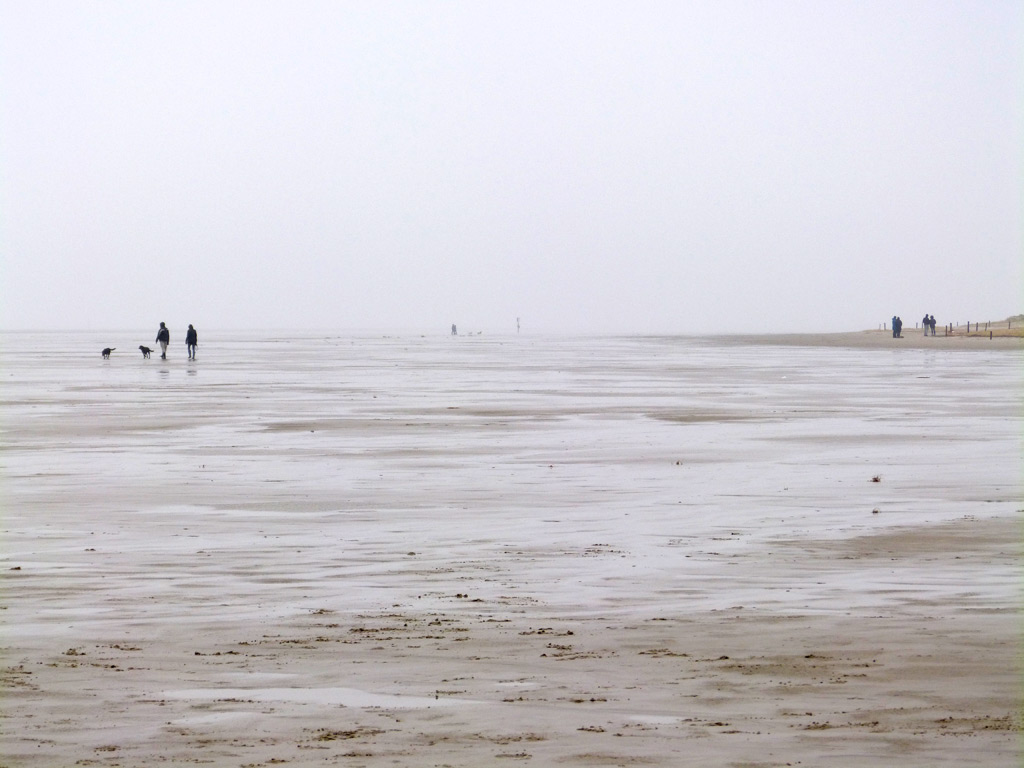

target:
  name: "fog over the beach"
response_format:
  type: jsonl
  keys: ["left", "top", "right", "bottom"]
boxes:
{"left": 1, "top": 1, "right": 1020, "bottom": 334}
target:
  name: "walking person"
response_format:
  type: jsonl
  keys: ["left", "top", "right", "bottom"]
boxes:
{"left": 185, "top": 324, "right": 198, "bottom": 360}
{"left": 929, "top": 315, "right": 937, "bottom": 336}
{"left": 155, "top": 322, "right": 170, "bottom": 359}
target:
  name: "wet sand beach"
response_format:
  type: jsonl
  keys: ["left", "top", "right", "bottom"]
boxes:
{"left": 1, "top": 331, "right": 1020, "bottom": 767}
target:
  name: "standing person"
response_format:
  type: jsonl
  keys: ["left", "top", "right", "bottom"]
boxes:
{"left": 155, "top": 322, "right": 170, "bottom": 359}
{"left": 891, "top": 316, "right": 898, "bottom": 337}
{"left": 928, "top": 315, "right": 936, "bottom": 336}
{"left": 922, "top": 314, "right": 930, "bottom": 336}
{"left": 894, "top": 317, "right": 903, "bottom": 338}
{"left": 185, "top": 324, "right": 198, "bottom": 360}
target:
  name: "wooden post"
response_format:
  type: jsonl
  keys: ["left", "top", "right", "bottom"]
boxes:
{"left": 990, "top": 331, "right": 993, "bottom": 340}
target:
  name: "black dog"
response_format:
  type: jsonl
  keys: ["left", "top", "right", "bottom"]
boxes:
{"left": 139, "top": 345, "right": 152, "bottom": 358}
{"left": 102, "top": 347, "right": 115, "bottom": 358}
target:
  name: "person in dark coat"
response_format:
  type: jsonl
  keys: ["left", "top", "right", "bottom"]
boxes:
{"left": 185, "top": 324, "right": 198, "bottom": 360}
{"left": 155, "top": 322, "right": 170, "bottom": 359}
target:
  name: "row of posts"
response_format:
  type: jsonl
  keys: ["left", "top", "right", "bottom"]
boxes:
{"left": 933, "top": 320, "right": 1012, "bottom": 333}
{"left": 882, "top": 320, "right": 1013, "bottom": 334}
{"left": 949, "top": 321, "right": 1013, "bottom": 331}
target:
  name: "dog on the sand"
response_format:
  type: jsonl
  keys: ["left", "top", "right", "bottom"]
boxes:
{"left": 139, "top": 345, "right": 152, "bottom": 358}
{"left": 102, "top": 347, "right": 115, "bottom": 358}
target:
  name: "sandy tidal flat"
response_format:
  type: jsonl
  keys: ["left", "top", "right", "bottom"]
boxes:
{"left": 1, "top": 331, "right": 1021, "bottom": 767}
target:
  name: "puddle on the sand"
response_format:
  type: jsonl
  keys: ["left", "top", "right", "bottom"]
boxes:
{"left": 164, "top": 686, "right": 479, "bottom": 708}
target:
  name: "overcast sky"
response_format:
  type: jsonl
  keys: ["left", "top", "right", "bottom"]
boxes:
{"left": 2, "top": 1, "right": 1020, "bottom": 334}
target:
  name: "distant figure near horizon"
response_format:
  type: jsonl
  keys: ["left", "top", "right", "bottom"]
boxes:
{"left": 894, "top": 316, "right": 903, "bottom": 338}
{"left": 928, "top": 315, "right": 937, "bottom": 336}
{"left": 922, "top": 314, "right": 930, "bottom": 336}
{"left": 892, "top": 316, "right": 898, "bottom": 338}
{"left": 451, "top": 324, "right": 457, "bottom": 336}
{"left": 155, "top": 322, "right": 170, "bottom": 359}
{"left": 185, "top": 324, "right": 198, "bottom": 359}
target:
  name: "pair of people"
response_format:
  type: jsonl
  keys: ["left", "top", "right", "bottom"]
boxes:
{"left": 891, "top": 316, "right": 903, "bottom": 338}
{"left": 155, "top": 322, "right": 198, "bottom": 359}
{"left": 921, "top": 314, "right": 937, "bottom": 336}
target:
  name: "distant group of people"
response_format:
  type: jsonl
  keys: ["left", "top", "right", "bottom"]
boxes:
{"left": 451, "top": 319, "right": 521, "bottom": 336}
{"left": 891, "top": 315, "right": 937, "bottom": 338}
{"left": 155, "top": 322, "right": 198, "bottom": 359}
{"left": 102, "top": 322, "right": 199, "bottom": 360}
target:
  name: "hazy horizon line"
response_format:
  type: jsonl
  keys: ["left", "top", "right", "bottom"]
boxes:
{"left": 3, "top": 316, "right": 1020, "bottom": 338}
